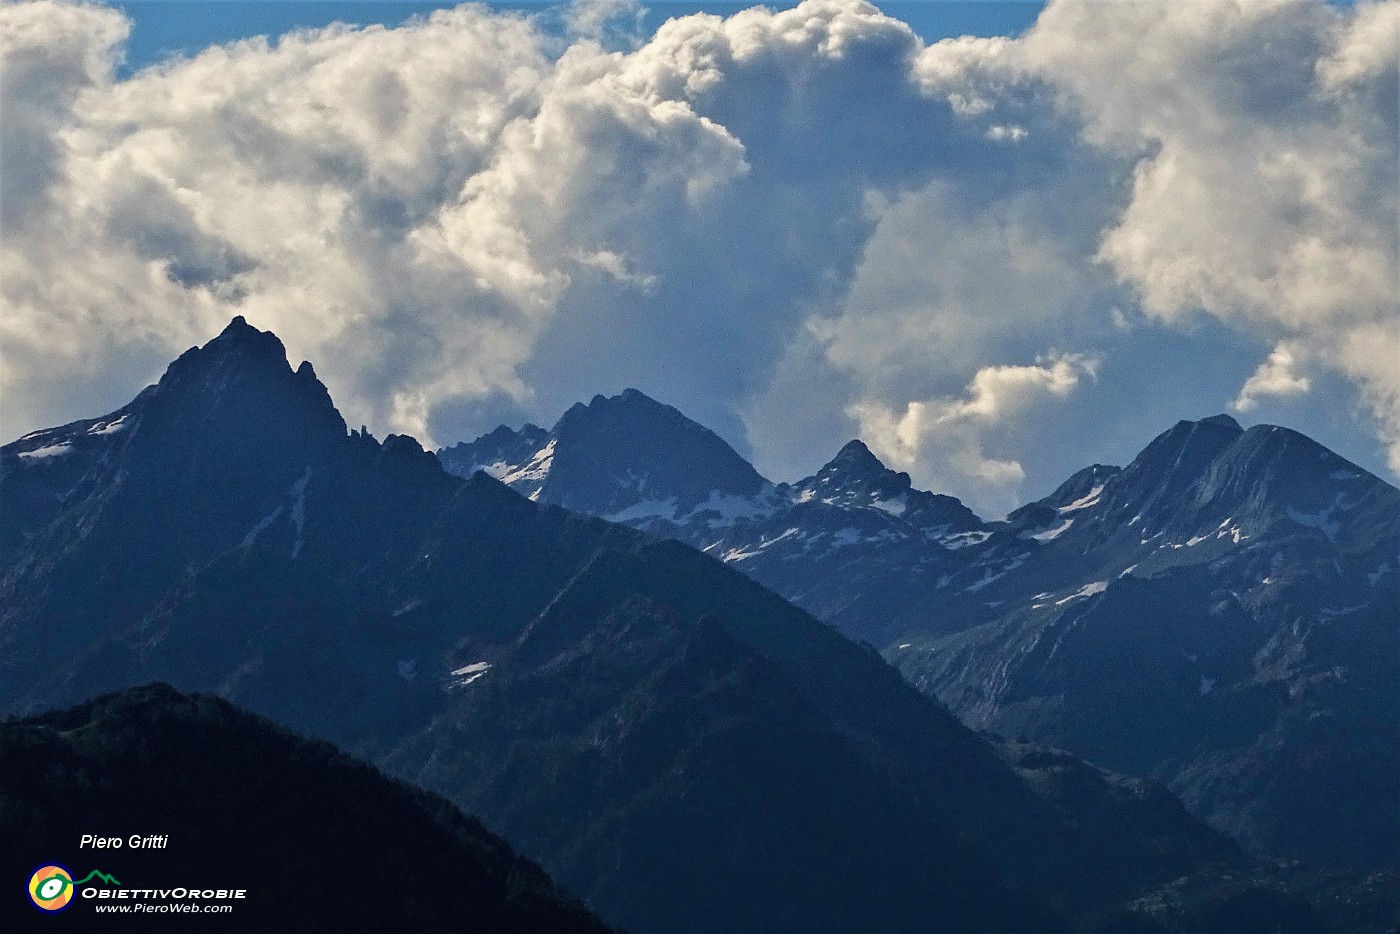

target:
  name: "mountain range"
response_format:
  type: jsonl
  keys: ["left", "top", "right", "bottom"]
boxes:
{"left": 0, "top": 683, "right": 612, "bottom": 932}
{"left": 2, "top": 318, "right": 1395, "bottom": 931}
{"left": 440, "top": 387, "right": 1400, "bottom": 870}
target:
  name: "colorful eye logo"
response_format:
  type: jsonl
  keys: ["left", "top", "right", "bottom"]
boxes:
{"left": 28, "top": 865, "right": 75, "bottom": 912}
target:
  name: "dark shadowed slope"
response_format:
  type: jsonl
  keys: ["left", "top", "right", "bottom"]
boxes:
{"left": 0, "top": 683, "right": 612, "bottom": 933}
{"left": 1, "top": 319, "right": 1322, "bottom": 933}
{"left": 446, "top": 393, "right": 1400, "bottom": 870}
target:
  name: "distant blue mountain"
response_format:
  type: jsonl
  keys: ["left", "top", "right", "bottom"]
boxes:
{"left": 443, "top": 389, "right": 1400, "bottom": 870}
{"left": 4, "top": 317, "right": 1299, "bottom": 933}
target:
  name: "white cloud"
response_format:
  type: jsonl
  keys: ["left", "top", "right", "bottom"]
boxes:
{"left": 0, "top": 0, "right": 127, "bottom": 227}
{"left": 912, "top": 0, "right": 1399, "bottom": 469}
{"left": 1337, "top": 317, "right": 1400, "bottom": 474}
{"left": 2, "top": 0, "right": 942, "bottom": 449}
{"left": 1318, "top": 0, "right": 1400, "bottom": 89}
{"left": 563, "top": 0, "right": 645, "bottom": 44}
{"left": 2, "top": 3, "right": 561, "bottom": 442}
{"left": 1234, "top": 343, "right": 1312, "bottom": 412}
{"left": 849, "top": 354, "right": 1098, "bottom": 514}
{"left": 985, "top": 124, "right": 1026, "bottom": 142}
{"left": 1, "top": 0, "right": 1395, "bottom": 510}
{"left": 1082, "top": 0, "right": 1400, "bottom": 470}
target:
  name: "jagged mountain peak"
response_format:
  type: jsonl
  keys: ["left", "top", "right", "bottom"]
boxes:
{"left": 174, "top": 314, "right": 289, "bottom": 371}
{"left": 795, "top": 439, "right": 912, "bottom": 509}
{"left": 1126, "top": 416, "right": 1358, "bottom": 489}
{"left": 1159, "top": 413, "right": 1240, "bottom": 450}
{"left": 824, "top": 439, "right": 890, "bottom": 476}
{"left": 1200, "top": 413, "right": 1243, "bottom": 431}
{"left": 804, "top": 439, "right": 900, "bottom": 486}
{"left": 1227, "top": 421, "right": 1370, "bottom": 474}
{"left": 1066, "top": 413, "right": 1249, "bottom": 525}
{"left": 2, "top": 317, "right": 348, "bottom": 490}
{"left": 557, "top": 388, "right": 650, "bottom": 422}
{"left": 142, "top": 317, "right": 348, "bottom": 452}
{"left": 5, "top": 321, "right": 1390, "bottom": 928}
{"left": 1190, "top": 422, "right": 1397, "bottom": 535}
{"left": 554, "top": 388, "right": 704, "bottom": 437}
{"left": 1136, "top": 414, "right": 1245, "bottom": 465}
{"left": 615, "top": 387, "right": 653, "bottom": 405}
{"left": 210, "top": 313, "right": 260, "bottom": 344}
{"left": 482, "top": 423, "right": 547, "bottom": 447}
{"left": 462, "top": 390, "right": 769, "bottom": 516}
{"left": 437, "top": 423, "right": 551, "bottom": 485}
{"left": 1003, "top": 412, "right": 1398, "bottom": 572}
{"left": 788, "top": 439, "right": 985, "bottom": 540}
{"left": 1138, "top": 417, "right": 1394, "bottom": 516}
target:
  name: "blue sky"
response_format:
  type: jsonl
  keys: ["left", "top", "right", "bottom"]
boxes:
{"left": 115, "top": 2, "right": 1046, "bottom": 73}
{"left": 4, "top": 0, "right": 1395, "bottom": 515}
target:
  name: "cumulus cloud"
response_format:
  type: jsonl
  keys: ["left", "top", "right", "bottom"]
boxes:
{"left": 563, "top": 0, "right": 646, "bottom": 43}
{"left": 1, "top": 0, "right": 1395, "bottom": 512}
{"left": 910, "top": 0, "right": 1398, "bottom": 470}
{"left": 1, "top": 0, "right": 953, "bottom": 450}
{"left": 2, "top": 2, "right": 560, "bottom": 440}
{"left": 849, "top": 354, "right": 1097, "bottom": 512}
{"left": 1234, "top": 343, "right": 1312, "bottom": 412}
{"left": 1337, "top": 317, "right": 1400, "bottom": 474}
{"left": 0, "top": 0, "right": 127, "bottom": 227}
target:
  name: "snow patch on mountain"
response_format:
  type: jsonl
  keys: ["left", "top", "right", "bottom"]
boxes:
{"left": 607, "top": 496, "right": 680, "bottom": 522}
{"left": 872, "top": 495, "right": 906, "bottom": 515}
{"left": 966, "top": 552, "right": 1030, "bottom": 592}
{"left": 720, "top": 526, "right": 803, "bottom": 562}
{"left": 501, "top": 439, "right": 556, "bottom": 490}
{"left": 687, "top": 488, "right": 786, "bottom": 525}
{"left": 476, "top": 461, "right": 516, "bottom": 480}
{"left": 87, "top": 416, "right": 129, "bottom": 435}
{"left": 940, "top": 530, "right": 991, "bottom": 550}
{"left": 450, "top": 661, "right": 492, "bottom": 687}
{"left": 1029, "top": 518, "right": 1074, "bottom": 542}
{"left": 17, "top": 442, "right": 72, "bottom": 460}
{"left": 1286, "top": 492, "right": 1348, "bottom": 543}
{"left": 1058, "top": 484, "right": 1105, "bottom": 513}
{"left": 1055, "top": 581, "right": 1108, "bottom": 605}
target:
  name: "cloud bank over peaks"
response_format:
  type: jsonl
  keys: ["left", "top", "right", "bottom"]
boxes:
{"left": 911, "top": 0, "right": 1398, "bottom": 469}
{"left": 1, "top": 0, "right": 1395, "bottom": 515}
{"left": 850, "top": 354, "right": 1098, "bottom": 513}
